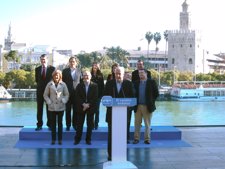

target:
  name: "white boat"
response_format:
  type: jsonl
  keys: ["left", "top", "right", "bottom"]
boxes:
{"left": 170, "top": 81, "right": 225, "bottom": 101}
{"left": 0, "top": 85, "right": 12, "bottom": 101}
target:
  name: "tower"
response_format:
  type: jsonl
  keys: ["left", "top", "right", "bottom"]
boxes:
{"left": 167, "top": 0, "right": 204, "bottom": 74}
{"left": 4, "top": 23, "right": 14, "bottom": 51}
{"left": 180, "top": 0, "right": 191, "bottom": 30}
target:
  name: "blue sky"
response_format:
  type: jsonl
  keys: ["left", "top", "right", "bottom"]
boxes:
{"left": 0, "top": 0, "right": 225, "bottom": 54}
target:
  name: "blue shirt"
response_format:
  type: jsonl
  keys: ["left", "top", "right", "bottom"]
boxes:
{"left": 139, "top": 80, "right": 146, "bottom": 104}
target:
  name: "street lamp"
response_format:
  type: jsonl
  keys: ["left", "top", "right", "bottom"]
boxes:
{"left": 158, "top": 64, "right": 161, "bottom": 87}
{"left": 173, "top": 66, "right": 176, "bottom": 84}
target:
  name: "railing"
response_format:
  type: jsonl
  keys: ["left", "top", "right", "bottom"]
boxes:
{"left": 7, "top": 89, "right": 36, "bottom": 100}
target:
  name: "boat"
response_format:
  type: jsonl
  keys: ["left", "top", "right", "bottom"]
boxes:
{"left": 0, "top": 84, "right": 12, "bottom": 101}
{"left": 170, "top": 81, "right": 225, "bottom": 101}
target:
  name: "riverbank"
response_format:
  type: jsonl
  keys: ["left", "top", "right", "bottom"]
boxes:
{"left": 7, "top": 88, "right": 171, "bottom": 101}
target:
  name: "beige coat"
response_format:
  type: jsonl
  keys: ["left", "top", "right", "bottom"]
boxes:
{"left": 43, "top": 81, "right": 69, "bottom": 111}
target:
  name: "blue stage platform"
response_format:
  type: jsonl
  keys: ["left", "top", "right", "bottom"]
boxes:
{"left": 15, "top": 126, "right": 191, "bottom": 149}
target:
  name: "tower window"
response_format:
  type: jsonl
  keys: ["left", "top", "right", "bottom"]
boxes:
{"left": 172, "top": 58, "right": 175, "bottom": 64}
{"left": 190, "top": 44, "right": 192, "bottom": 47}
{"left": 172, "top": 44, "right": 174, "bottom": 48}
{"left": 181, "top": 44, "right": 183, "bottom": 48}
{"left": 189, "top": 58, "right": 193, "bottom": 64}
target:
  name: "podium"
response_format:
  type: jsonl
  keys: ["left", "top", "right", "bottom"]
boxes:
{"left": 102, "top": 96, "right": 138, "bottom": 169}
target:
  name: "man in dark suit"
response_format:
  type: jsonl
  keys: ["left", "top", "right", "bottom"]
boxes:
{"left": 133, "top": 69, "right": 159, "bottom": 144}
{"left": 35, "top": 54, "right": 55, "bottom": 131}
{"left": 132, "top": 59, "right": 151, "bottom": 82}
{"left": 62, "top": 56, "right": 82, "bottom": 131}
{"left": 74, "top": 70, "right": 98, "bottom": 145}
{"left": 104, "top": 66, "right": 134, "bottom": 161}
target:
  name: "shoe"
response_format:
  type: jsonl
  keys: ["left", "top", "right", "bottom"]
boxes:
{"left": 74, "top": 140, "right": 80, "bottom": 145}
{"left": 144, "top": 140, "right": 150, "bottom": 144}
{"left": 35, "top": 127, "right": 42, "bottom": 131}
{"left": 108, "top": 156, "right": 112, "bottom": 161}
{"left": 58, "top": 140, "right": 62, "bottom": 145}
{"left": 86, "top": 140, "right": 91, "bottom": 145}
{"left": 133, "top": 140, "right": 139, "bottom": 144}
{"left": 51, "top": 140, "right": 55, "bottom": 145}
{"left": 66, "top": 127, "right": 70, "bottom": 131}
{"left": 94, "top": 124, "right": 98, "bottom": 130}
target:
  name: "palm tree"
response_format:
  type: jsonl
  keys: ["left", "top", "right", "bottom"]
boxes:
{"left": 163, "top": 30, "right": 169, "bottom": 71}
{"left": 153, "top": 32, "right": 161, "bottom": 69}
{"left": 105, "top": 46, "right": 130, "bottom": 68}
{"left": 145, "top": 32, "right": 153, "bottom": 59}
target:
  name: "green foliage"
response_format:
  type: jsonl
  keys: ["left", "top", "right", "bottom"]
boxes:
{"left": 20, "top": 64, "right": 38, "bottom": 71}
{"left": 4, "top": 50, "right": 22, "bottom": 64}
{"left": 178, "top": 72, "right": 193, "bottom": 81}
{"left": 77, "top": 51, "right": 102, "bottom": 68}
{"left": 105, "top": 46, "right": 130, "bottom": 68}
{"left": 145, "top": 32, "right": 153, "bottom": 45}
{"left": 2, "top": 69, "right": 35, "bottom": 89}
{"left": 101, "top": 69, "right": 111, "bottom": 80}
{"left": 0, "top": 68, "right": 224, "bottom": 89}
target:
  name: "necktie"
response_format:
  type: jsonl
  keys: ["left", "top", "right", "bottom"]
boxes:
{"left": 42, "top": 66, "right": 46, "bottom": 80}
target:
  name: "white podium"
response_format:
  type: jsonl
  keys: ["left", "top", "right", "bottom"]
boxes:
{"left": 102, "top": 96, "right": 138, "bottom": 169}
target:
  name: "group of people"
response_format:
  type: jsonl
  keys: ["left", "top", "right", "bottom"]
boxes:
{"left": 34, "top": 54, "right": 159, "bottom": 160}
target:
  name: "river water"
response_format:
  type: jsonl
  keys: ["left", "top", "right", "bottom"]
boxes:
{"left": 0, "top": 101, "right": 224, "bottom": 127}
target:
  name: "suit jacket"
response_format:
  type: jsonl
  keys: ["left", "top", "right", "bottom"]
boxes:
{"left": 91, "top": 72, "right": 104, "bottom": 98}
{"left": 62, "top": 67, "right": 82, "bottom": 96}
{"left": 103, "top": 79, "right": 134, "bottom": 123}
{"left": 43, "top": 81, "right": 69, "bottom": 111}
{"left": 133, "top": 78, "right": 159, "bottom": 113}
{"left": 35, "top": 65, "right": 55, "bottom": 92}
{"left": 75, "top": 81, "right": 98, "bottom": 114}
{"left": 131, "top": 69, "right": 151, "bottom": 83}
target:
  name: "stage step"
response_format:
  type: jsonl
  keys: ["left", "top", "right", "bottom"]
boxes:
{"left": 19, "top": 126, "right": 181, "bottom": 141}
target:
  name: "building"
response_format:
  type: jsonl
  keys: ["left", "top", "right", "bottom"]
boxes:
{"left": 167, "top": 0, "right": 225, "bottom": 74}
{"left": 4, "top": 23, "right": 26, "bottom": 51}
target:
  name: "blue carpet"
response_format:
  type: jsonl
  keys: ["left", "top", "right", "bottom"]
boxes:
{"left": 19, "top": 126, "right": 182, "bottom": 140}
{"left": 15, "top": 140, "right": 191, "bottom": 149}
{"left": 15, "top": 126, "right": 191, "bottom": 148}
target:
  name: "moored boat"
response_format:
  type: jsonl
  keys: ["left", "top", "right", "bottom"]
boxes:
{"left": 170, "top": 81, "right": 225, "bottom": 101}
{"left": 0, "top": 85, "right": 12, "bottom": 102}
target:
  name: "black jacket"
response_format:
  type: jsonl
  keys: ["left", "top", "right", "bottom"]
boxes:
{"left": 75, "top": 81, "right": 98, "bottom": 114}
{"left": 133, "top": 78, "right": 159, "bottom": 113}
{"left": 103, "top": 79, "right": 134, "bottom": 123}
{"left": 132, "top": 69, "right": 151, "bottom": 82}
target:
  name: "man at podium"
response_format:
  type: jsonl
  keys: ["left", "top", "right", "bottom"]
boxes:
{"left": 103, "top": 66, "right": 134, "bottom": 161}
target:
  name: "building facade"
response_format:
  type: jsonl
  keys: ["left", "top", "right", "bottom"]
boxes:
{"left": 167, "top": 0, "right": 205, "bottom": 74}
{"left": 167, "top": 0, "right": 225, "bottom": 74}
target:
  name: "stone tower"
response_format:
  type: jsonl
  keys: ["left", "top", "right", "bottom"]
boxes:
{"left": 167, "top": 0, "right": 204, "bottom": 74}
{"left": 4, "top": 23, "right": 14, "bottom": 51}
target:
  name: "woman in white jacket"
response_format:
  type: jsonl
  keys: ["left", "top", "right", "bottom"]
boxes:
{"left": 44, "top": 70, "right": 69, "bottom": 145}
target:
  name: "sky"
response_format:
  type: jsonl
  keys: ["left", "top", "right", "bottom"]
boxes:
{"left": 0, "top": 0, "right": 225, "bottom": 54}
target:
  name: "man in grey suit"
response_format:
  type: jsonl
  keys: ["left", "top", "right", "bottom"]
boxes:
{"left": 62, "top": 56, "right": 82, "bottom": 131}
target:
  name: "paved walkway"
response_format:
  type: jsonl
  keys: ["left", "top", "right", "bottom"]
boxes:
{"left": 1, "top": 126, "right": 225, "bottom": 169}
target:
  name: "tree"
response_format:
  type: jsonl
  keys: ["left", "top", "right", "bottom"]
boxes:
{"left": 76, "top": 51, "right": 103, "bottom": 68}
{"left": 99, "top": 55, "right": 113, "bottom": 69}
{"left": 153, "top": 32, "right": 161, "bottom": 70}
{"left": 105, "top": 46, "right": 130, "bottom": 68}
{"left": 0, "top": 71, "right": 5, "bottom": 85}
{"left": 145, "top": 31, "right": 153, "bottom": 60}
{"left": 163, "top": 30, "right": 169, "bottom": 71}
{"left": 153, "top": 32, "right": 161, "bottom": 53}
{"left": 4, "top": 50, "right": 21, "bottom": 70}
{"left": 20, "top": 63, "right": 39, "bottom": 71}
